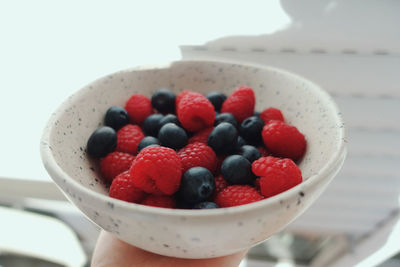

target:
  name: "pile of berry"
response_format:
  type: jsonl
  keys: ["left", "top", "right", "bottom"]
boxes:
{"left": 86, "top": 86, "right": 306, "bottom": 209}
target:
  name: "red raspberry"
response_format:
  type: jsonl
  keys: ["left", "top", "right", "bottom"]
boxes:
{"left": 109, "top": 171, "right": 146, "bottom": 203}
{"left": 130, "top": 146, "right": 182, "bottom": 195}
{"left": 141, "top": 195, "right": 176, "bottom": 209}
{"left": 188, "top": 127, "right": 214, "bottom": 144}
{"left": 215, "top": 185, "right": 264, "bottom": 208}
{"left": 177, "top": 91, "right": 215, "bottom": 132}
{"left": 176, "top": 90, "right": 192, "bottom": 107}
{"left": 214, "top": 155, "right": 227, "bottom": 175}
{"left": 214, "top": 175, "right": 229, "bottom": 194}
{"left": 260, "top": 107, "right": 284, "bottom": 124}
{"left": 221, "top": 86, "right": 255, "bottom": 123}
{"left": 258, "top": 146, "right": 270, "bottom": 157}
{"left": 124, "top": 94, "right": 153, "bottom": 125}
{"left": 116, "top": 125, "right": 145, "bottom": 155}
{"left": 100, "top": 152, "right": 135, "bottom": 182}
{"left": 262, "top": 120, "right": 306, "bottom": 161}
{"left": 251, "top": 156, "right": 280, "bottom": 177}
{"left": 257, "top": 157, "right": 302, "bottom": 198}
{"left": 178, "top": 142, "right": 217, "bottom": 173}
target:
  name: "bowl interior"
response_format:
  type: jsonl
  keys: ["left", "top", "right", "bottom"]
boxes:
{"left": 45, "top": 60, "right": 344, "bottom": 199}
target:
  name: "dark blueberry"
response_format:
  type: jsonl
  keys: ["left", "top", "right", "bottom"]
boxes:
{"left": 239, "top": 116, "right": 264, "bottom": 146}
{"left": 151, "top": 88, "right": 176, "bottom": 114}
{"left": 221, "top": 155, "right": 252, "bottom": 185}
{"left": 235, "top": 136, "right": 248, "bottom": 150}
{"left": 254, "top": 111, "right": 261, "bottom": 118}
{"left": 137, "top": 136, "right": 160, "bottom": 152}
{"left": 178, "top": 167, "right": 215, "bottom": 204}
{"left": 207, "top": 122, "right": 238, "bottom": 155}
{"left": 143, "top": 114, "right": 164, "bottom": 136}
{"left": 237, "top": 145, "right": 262, "bottom": 163}
{"left": 159, "top": 114, "right": 181, "bottom": 128}
{"left": 104, "top": 106, "right": 130, "bottom": 130}
{"left": 158, "top": 123, "right": 188, "bottom": 150}
{"left": 214, "top": 113, "right": 238, "bottom": 128}
{"left": 192, "top": 202, "right": 219, "bottom": 209}
{"left": 87, "top": 126, "right": 117, "bottom": 158}
{"left": 206, "top": 91, "right": 227, "bottom": 111}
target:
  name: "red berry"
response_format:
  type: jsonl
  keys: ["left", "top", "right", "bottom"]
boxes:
{"left": 176, "top": 90, "right": 192, "bottom": 107}
{"left": 262, "top": 120, "right": 306, "bottom": 161}
{"left": 221, "top": 86, "right": 255, "bottom": 123}
{"left": 100, "top": 152, "right": 135, "bottom": 182}
{"left": 141, "top": 195, "right": 176, "bottom": 209}
{"left": 178, "top": 142, "right": 217, "bottom": 173}
{"left": 109, "top": 171, "right": 146, "bottom": 203}
{"left": 260, "top": 107, "right": 284, "bottom": 124}
{"left": 214, "top": 155, "right": 227, "bottom": 175}
{"left": 188, "top": 127, "right": 214, "bottom": 144}
{"left": 257, "top": 157, "right": 302, "bottom": 198}
{"left": 214, "top": 175, "right": 229, "bottom": 193}
{"left": 258, "top": 146, "right": 270, "bottom": 157}
{"left": 251, "top": 156, "right": 280, "bottom": 177}
{"left": 124, "top": 94, "right": 153, "bottom": 125}
{"left": 215, "top": 185, "right": 264, "bottom": 208}
{"left": 116, "top": 125, "right": 145, "bottom": 155}
{"left": 130, "top": 146, "right": 182, "bottom": 195}
{"left": 254, "top": 178, "right": 261, "bottom": 191}
{"left": 177, "top": 91, "right": 215, "bottom": 132}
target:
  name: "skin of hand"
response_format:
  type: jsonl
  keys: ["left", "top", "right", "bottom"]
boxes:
{"left": 91, "top": 230, "right": 248, "bottom": 267}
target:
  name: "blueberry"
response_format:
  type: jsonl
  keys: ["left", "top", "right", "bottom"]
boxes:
{"left": 87, "top": 126, "right": 117, "bottom": 158}
{"left": 137, "top": 136, "right": 160, "bottom": 152}
{"left": 214, "top": 113, "right": 238, "bottom": 128}
{"left": 254, "top": 111, "right": 261, "bottom": 118}
{"left": 207, "top": 122, "right": 238, "bottom": 154}
{"left": 206, "top": 92, "right": 227, "bottom": 111}
{"left": 234, "top": 136, "right": 248, "bottom": 150}
{"left": 151, "top": 88, "right": 176, "bottom": 114}
{"left": 104, "top": 106, "right": 130, "bottom": 130}
{"left": 239, "top": 116, "right": 264, "bottom": 146}
{"left": 192, "top": 202, "right": 219, "bottom": 209}
{"left": 143, "top": 114, "right": 164, "bottom": 136}
{"left": 237, "top": 145, "right": 262, "bottom": 163}
{"left": 221, "top": 155, "right": 252, "bottom": 185}
{"left": 178, "top": 167, "right": 215, "bottom": 204}
{"left": 158, "top": 123, "right": 188, "bottom": 150}
{"left": 159, "top": 114, "right": 181, "bottom": 128}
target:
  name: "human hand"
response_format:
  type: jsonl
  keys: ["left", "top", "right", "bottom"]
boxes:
{"left": 91, "top": 230, "right": 248, "bottom": 267}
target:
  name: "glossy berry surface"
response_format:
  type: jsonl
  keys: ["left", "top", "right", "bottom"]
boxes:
{"left": 158, "top": 123, "right": 188, "bottom": 150}
{"left": 137, "top": 136, "right": 160, "bottom": 152}
{"left": 237, "top": 145, "right": 262, "bottom": 163}
{"left": 214, "top": 113, "right": 238, "bottom": 128}
{"left": 221, "top": 155, "right": 253, "bottom": 185}
{"left": 87, "top": 126, "right": 117, "bottom": 158}
{"left": 104, "top": 106, "right": 130, "bottom": 130}
{"left": 124, "top": 94, "right": 153, "bottom": 125}
{"left": 207, "top": 122, "right": 238, "bottom": 154}
{"left": 206, "top": 91, "right": 227, "bottom": 111}
{"left": 159, "top": 114, "right": 181, "bottom": 128}
{"left": 240, "top": 116, "right": 264, "bottom": 146}
{"left": 178, "top": 167, "right": 216, "bottom": 205}
{"left": 143, "top": 113, "right": 164, "bottom": 137}
{"left": 192, "top": 201, "right": 219, "bottom": 209}
{"left": 151, "top": 88, "right": 176, "bottom": 114}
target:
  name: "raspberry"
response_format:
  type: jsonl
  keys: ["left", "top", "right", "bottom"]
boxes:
{"left": 109, "top": 171, "right": 146, "bottom": 203}
{"left": 262, "top": 120, "right": 306, "bottom": 161}
{"left": 116, "top": 125, "right": 145, "bottom": 155}
{"left": 175, "top": 90, "right": 192, "bottom": 107}
{"left": 214, "top": 155, "right": 227, "bottom": 175}
{"left": 215, "top": 185, "right": 264, "bottom": 208}
{"left": 221, "top": 86, "right": 255, "bottom": 123}
{"left": 141, "top": 195, "right": 176, "bottom": 208}
{"left": 177, "top": 91, "right": 215, "bottom": 132}
{"left": 178, "top": 142, "right": 217, "bottom": 173}
{"left": 258, "top": 146, "right": 270, "bottom": 157}
{"left": 130, "top": 146, "right": 182, "bottom": 195}
{"left": 251, "top": 156, "right": 280, "bottom": 177}
{"left": 214, "top": 175, "right": 229, "bottom": 194}
{"left": 188, "top": 127, "right": 214, "bottom": 144}
{"left": 257, "top": 157, "right": 302, "bottom": 198}
{"left": 100, "top": 152, "right": 135, "bottom": 182}
{"left": 260, "top": 107, "right": 284, "bottom": 124}
{"left": 124, "top": 94, "right": 153, "bottom": 125}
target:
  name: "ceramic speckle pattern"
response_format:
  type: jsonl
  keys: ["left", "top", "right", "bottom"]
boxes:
{"left": 40, "top": 60, "right": 346, "bottom": 259}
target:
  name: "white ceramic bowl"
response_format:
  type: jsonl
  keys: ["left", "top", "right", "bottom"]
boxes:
{"left": 40, "top": 60, "right": 346, "bottom": 259}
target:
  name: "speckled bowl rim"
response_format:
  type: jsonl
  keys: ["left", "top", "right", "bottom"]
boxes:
{"left": 40, "top": 60, "right": 346, "bottom": 218}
